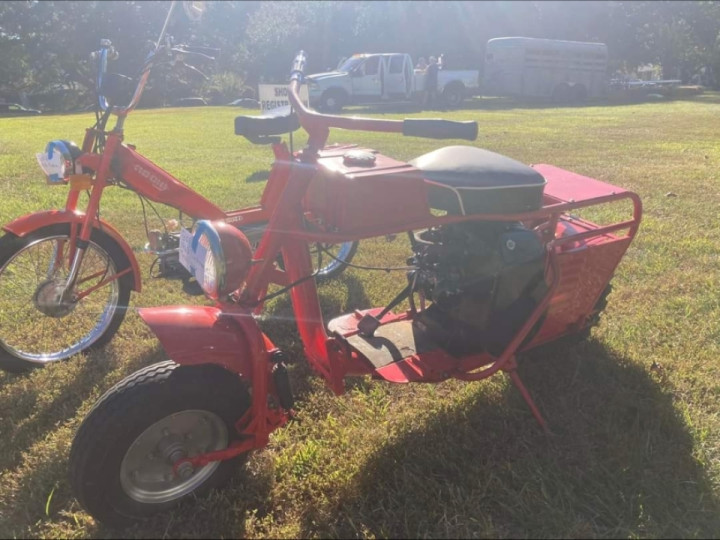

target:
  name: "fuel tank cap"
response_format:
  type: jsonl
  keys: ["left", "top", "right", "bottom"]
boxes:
{"left": 343, "top": 149, "right": 376, "bottom": 167}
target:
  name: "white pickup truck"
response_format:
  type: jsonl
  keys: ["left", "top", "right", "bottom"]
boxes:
{"left": 306, "top": 53, "right": 480, "bottom": 112}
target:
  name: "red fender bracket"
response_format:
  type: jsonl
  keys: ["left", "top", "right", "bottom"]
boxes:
{"left": 139, "top": 305, "right": 256, "bottom": 377}
{"left": 3, "top": 209, "right": 141, "bottom": 292}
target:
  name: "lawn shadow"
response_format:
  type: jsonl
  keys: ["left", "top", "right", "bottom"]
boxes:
{"left": 0, "top": 339, "right": 171, "bottom": 537}
{"left": 258, "top": 271, "right": 372, "bottom": 400}
{"left": 245, "top": 170, "right": 271, "bottom": 183}
{"left": 297, "top": 338, "right": 720, "bottom": 538}
{"left": 0, "top": 345, "right": 122, "bottom": 473}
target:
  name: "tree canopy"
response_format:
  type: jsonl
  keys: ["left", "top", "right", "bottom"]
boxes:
{"left": 1, "top": 1, "right": 718, "bottom": 110}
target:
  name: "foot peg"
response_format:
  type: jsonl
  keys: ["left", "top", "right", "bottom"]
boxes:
{"left": 357, "top": 314, "right": 381, "bottom": 337}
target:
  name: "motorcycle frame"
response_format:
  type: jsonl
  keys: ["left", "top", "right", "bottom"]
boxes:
{"left": 3, "top": 126, "right": 299, "bottom": 296}
{"left": 158, "top": 75, "right": 642, "bottom": 471}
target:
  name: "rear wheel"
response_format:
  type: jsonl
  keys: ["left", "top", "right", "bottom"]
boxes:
{"left": 0, "top": 224, "right": 133, "bottom": 373}
{"left": 311, "top": 240, "right": 359, "bottom": 280}
{"left": 276, "top": 240, "right": 359, "bottom": 282}
{"left": 69, "top": 361, "right": 251, "bottom": 527}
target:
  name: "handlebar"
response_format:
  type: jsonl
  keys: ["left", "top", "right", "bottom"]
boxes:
{"left": 92, "top": 0, "right": 215, "bottom": 118}
{"left": 287, "top": 50, "right": 478, "bottom": 150}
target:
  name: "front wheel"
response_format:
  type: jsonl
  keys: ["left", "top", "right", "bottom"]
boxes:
{"left": 0, "top": 223, "right": 134, "bottom": 372}
{"left": 69, "top": 361, "right": 251, "bottom": 527}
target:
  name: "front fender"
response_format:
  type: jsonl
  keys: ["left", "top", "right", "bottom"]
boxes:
{"left": 3, "top": 209, "right": 141, "bottom": 292}
{"left": 139, "top": 306, "right": 259, "bottom": 377}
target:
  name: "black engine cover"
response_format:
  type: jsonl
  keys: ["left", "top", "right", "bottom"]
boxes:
{"left": 413, "top": 222, "right": 547, "bottom": 357}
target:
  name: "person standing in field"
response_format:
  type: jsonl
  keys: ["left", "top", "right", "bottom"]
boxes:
{"left": 425, "top": 56, "right": 439, "bottom": 108}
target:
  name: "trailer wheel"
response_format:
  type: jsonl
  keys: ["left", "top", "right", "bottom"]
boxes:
{"left": 319, "top": 89, "right": 346, "bottom": 113}
{"left": 442, "top": 82, "right": 465, "bottom": 108}
{"left": 572, "top": 83, "right": 588, "bottom": 103}
{"left": 552, "top": 83, "right": 572, "bottom": 104}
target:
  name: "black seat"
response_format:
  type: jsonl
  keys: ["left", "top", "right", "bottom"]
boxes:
{"left": 409, "top": 146, "right": 546, "bottom": 215}
{"left": 235, "top": 113, "right": 300, "bottom": 144}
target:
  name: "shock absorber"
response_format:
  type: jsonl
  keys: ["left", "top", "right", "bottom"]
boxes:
{"left": 270, "top": 350, "right": 294, "bottom": 411}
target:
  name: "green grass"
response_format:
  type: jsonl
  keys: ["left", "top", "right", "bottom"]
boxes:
{"left": 1, "top": 94, "right": 720, "bottom": 538}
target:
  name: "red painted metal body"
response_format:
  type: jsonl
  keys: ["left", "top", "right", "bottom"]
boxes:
{"left": 3, "top": 128, "right": 297, "bottom": 295}
{"left": 166, "top": 75, "right": 641, "bottom": 463}
{"left": 3, "top": 209, "right": 142, "bottom": 292}
{"left": 17, "top": 54, "right": 641, "bottom": 473}
{"left": 138, "top": 306, "right": 256, "bottom": 376}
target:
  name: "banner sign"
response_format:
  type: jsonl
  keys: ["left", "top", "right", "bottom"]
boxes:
{"left": 258, "top": 84, "right": 309, "bottom": 116}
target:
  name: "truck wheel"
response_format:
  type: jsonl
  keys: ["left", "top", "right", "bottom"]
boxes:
{"left": 552, "top": 83, "right": 572, "bottom": 104}
{"left": 442, "top": 82, "right": 465, "bottom": 108}
{"left": 320, "top": 89, "right": 346, "bottom": 113}
{"left": 572, "top": 83, "right": 588, "bottom": 103}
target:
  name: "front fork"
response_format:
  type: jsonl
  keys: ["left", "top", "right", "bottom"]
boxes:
{"left": 61, "top": 133, "right": 115, "bottom": 297}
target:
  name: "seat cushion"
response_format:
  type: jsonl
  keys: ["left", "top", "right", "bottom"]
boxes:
{"left": 409, "top": 145, "right": 545, "bottom": 189}
{"left": 410, "top": 146, "right": 546, "bottom": 215}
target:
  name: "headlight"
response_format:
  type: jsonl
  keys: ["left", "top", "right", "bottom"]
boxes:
{"left": 35, "top": 140, "right": 82, "bottom": 185}
{"left": 179, "top": 220, "right": 254, "bottom": 299}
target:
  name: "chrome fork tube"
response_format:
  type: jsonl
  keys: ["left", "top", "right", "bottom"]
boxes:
{"left": 63, "top": 244, "right": 87, "bottom": 297}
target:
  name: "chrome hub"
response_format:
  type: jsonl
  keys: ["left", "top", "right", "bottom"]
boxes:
{"left": 119, "top": 410, "right": 228, "bottom": 504}
{"left": 32, "top": 279, "right": 76, "bottom": 318}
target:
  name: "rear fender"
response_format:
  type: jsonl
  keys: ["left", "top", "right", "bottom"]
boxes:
{"left": 139, "top": 306, "right": 259, "bottom": 378}
{"left": 3, "top": 210, "right": 141, "bottom": 292}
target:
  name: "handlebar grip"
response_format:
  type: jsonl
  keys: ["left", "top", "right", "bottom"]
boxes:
{"left": 402, "top": 119, "right": 478, "bottom": 141}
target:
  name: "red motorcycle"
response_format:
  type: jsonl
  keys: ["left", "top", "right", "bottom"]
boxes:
{"left": 0, "top": 2, "right": 356, "bottom": 372}
{"left": 68, "top": 48, "right": 642, "bottom": 526}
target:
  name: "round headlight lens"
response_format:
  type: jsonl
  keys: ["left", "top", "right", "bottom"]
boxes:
{"left": 179, "top": 220, "right": 253, "bottom": 300}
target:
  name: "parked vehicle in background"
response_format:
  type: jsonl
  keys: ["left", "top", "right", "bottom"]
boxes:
{"left": 173, "top": 97, "right": 208, "bottom": 107}
{"left": 483, "top": 37, "right": 608, "bottom": 103}
{"left": 228, "top": 98, "right": 260, "bottom": 107}
{"left": 0, "top": 103, "right": 42, "bottom": 116}
{"left": 306, "top": 53, "right": 480, "bottom": 111}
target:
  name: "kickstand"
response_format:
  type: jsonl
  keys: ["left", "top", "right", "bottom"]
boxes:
{"left": 503, "top": 357, "right": 549, "bottom": 433}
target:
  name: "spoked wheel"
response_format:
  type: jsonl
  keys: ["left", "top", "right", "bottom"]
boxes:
{"left": 276, "top": 240, "right": 359, "bottom": 282}
{"left": 310, "top": 240, "right": 359, "bottom": 281}
{"left": 0, "top": 224, "right": 133, "bottom": 373}
{"left": 69, "top": 361, "right": 251, "bottom": 527}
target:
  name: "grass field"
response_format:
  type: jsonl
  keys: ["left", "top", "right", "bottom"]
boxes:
{"left": 1, "top": 93, "right": 720, "bottom": 538}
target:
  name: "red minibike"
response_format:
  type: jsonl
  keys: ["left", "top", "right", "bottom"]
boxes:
{"left": 0, "top": 6, "right": 356, "bottom": 372}
{"left": 68, "top": 51, "right": 642, "bottom": 526}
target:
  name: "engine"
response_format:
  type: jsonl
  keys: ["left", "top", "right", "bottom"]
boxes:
{"left": 410, "top": 221, "right": 548, "bottom": 357}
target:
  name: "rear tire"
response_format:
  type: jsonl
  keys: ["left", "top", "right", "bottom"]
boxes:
{"left": 69, "top": 361, "right": 251, "bottom": 528}
{"left": 312, "top": 240, "right": 359, "bottom": 281}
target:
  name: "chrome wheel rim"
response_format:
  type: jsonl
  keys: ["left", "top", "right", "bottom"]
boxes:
{"left": 0, "top": 234, "right": 120, "bottom": 363}
{"left": 120, "top": 410, "right": 228, "bottom": 504}
{"left": 313, "top": 241, "right": 354, "bottom": 277}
